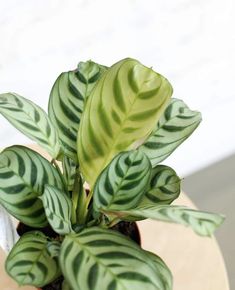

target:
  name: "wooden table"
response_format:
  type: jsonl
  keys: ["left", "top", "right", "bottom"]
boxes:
{"left": 138, "top": 194, "right": 230, "bottom": 290}
{"left": 0, "top": 145, "right": 230, "bottom": 290}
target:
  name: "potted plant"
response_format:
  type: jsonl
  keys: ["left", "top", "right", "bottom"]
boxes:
{"left": 0, "top": 58, "right": 224, "bottom": 290}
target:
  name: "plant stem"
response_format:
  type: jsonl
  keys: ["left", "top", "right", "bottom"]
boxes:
{"left": 108, "top": 217, "right": 120, "bottom": 228}
{"left": 73, "top": 172, "right": 87, "bottom": 224}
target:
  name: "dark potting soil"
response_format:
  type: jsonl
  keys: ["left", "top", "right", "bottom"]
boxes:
{"left": 111, "top": 221, "right": 141, "bottom": 245}
{"left": 17, "top": 221, "right": 140, "bottom": 290}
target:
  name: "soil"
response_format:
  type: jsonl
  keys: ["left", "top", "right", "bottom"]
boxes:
{"left": 17, "top": 221, "right": 140, "bottom": 290}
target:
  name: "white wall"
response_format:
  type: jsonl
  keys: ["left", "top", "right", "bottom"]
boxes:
{"left": 0, "top": 0, "right": 234, "bottom": 176}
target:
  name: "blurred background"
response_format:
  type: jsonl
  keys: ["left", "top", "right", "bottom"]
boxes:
{"left": 0, "top": 0, "right": 234, "bottom": 287}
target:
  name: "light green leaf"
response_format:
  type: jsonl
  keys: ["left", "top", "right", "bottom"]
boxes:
{"left": 122, "top": 205, "right": 224, "bottom": 236}
{"left": 0, "top": 93, "right": 60, "bottom": 158}
{"left": 145, "top": 251, "right": 172, "bottom": 290}
{"left": 141, "top": 165, "right": 181, "bottom": 205}
{"left": 5, "top": 231, "right": 60, "bottom": 287}
{"left": 0, "top": 146, "right": 64, "bottom": 227}
{"left": 60, "top": 227, "right": 171, "bottom": 290}
{"left": 48, "top": 61, "right": 107, "bottom": 161}
{"left": 62, "top": 156, "right": 77, "bottom": 191}
{"left": 140, "top": 98, "right": 202, "bottom": 166}
{"left": 93, "top": 150, "right": 151, "bottom": 212}
{"left": 78, "top": 58, "right": 173, "bottom": 187}
{"left": 41, "top": 185, "right": 74, "bottom": 235}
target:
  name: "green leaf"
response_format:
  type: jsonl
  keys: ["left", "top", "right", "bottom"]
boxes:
{"left": 139, "top": 98, "right": 202, "bottom": 166}
{"left": 0, "top": 145, "right": 64, "bottom": 227}
{"left": 78, "top": 58, "right": 173, "bottom": 187}
{"left": 60, "top": 227, "right": 171, "bottom": 290}
{"left": 141, "top": 165, "right": 181, "bottom": 205}
{"left": 46, "top": 240, "right": 61, "bottom": 258}
{"left": 145, "top": 251, "right": 172, "bottom": 290}
{"left": 5, "top": 231, "right": 60, "bottom": 287}
{"left": 48, "top": 61, "right": 107, "bottom": 161}
{"left": 0, "top": 93, "right": 60, "bottom": 158}
{"left": 121, "top": 205, "right": 224, "bottom": 236}
{"left": 41, "top": 185, "right": 74, "bottom": 235}
{"left": 62, "top": 156, "right": 77, "bottom": 191}
{"left": 93, "top": 150, "right": 151, "bottom": 212}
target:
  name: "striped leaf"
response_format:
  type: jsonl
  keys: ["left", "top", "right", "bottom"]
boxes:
{"left": 121, "top": 205, "right": 224, "bottom": 236}
{"left": 78, "top": 58, "right": 173, "bottom": 187}
{"left": 62, "top": 156, "right": 77, "bottom": 191}
{"left": 140, "top": 98, "right": 202, "bottom": 166}
{"left": 0, "top": 93, "right": 60, "bottom": 158}
{"left": 60, "top": 227, "right": 171, "bottom": 290}
{"left": 5, "top": 231, "right": 60, "bottom": 287}
{"left": 93, "top": 150, "right": 151, "bottom": 212}
{"left": 145, "top": 251, "right": 172, "bottom": 290}
{"left": 49, "top": 61, "right": 107, "bottom": 161}
{"left": 41, "top": 185, "right": 74, "bottom": 235}
{"left": 141, "top": 165, "right": 181, "bottom": 205}
{"left": 46, "top": 241, "right": 61, "bottom": 258}
{"left": 0, "top": 146, "right": 64, "bottom": 227}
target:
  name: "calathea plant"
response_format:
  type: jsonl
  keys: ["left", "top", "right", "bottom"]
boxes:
{"left": 0, "top": 58, "right": 224, "bottom": 290}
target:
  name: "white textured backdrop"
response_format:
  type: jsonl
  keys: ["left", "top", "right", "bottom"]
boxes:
{"left": 0, "top": 0, "right": 234, "bottom": 176}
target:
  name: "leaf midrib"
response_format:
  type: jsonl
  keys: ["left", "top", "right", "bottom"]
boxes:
{"left": 0, "top": 96, "right": 56, "bottom": 151}
{"left": 68, "top": 235, "right": 128, "bottom": 290}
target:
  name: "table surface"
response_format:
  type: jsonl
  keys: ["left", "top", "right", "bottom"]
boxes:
{"left": 0, "top": 145, "right": 230, "bottom": 290}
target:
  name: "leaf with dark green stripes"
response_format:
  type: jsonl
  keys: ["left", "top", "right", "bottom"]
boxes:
{"left": 141, "top": 165, "right": 181, "bottom": 206}
{"left": 145, "top": 251, "right": 172, "bottom": 290}
{"left": 41, "top": 185, "right": 74, "bottom": 235}
{"left": 48, "top": 61, "right": 107, "bottom": 161}
{"left": 121, "top": 205, "right": 224, "bottom": 236}
{"left": 0, "top": 93, "right": 60, "bottom": 158}
{"left": 140, "top": 98, "right": 202, "bottom": 166}
{"left": 46, "top": 240, "right": 61, "bottom": 258}
{"left": 62, "top": 156, "right": 77, "bottom": 191}
{"left": 60, "top": 227, "right": 171, "bottom": 290}
{"left": 5, "top": 231, "right": 60, "bottom": 287}
{"left": 78, "top": 58, "right": 173, "bottom": 187}
{"left": 93, "top": 150, "right": 151, "bottom": 213}
{"left": 0, "top": 146, "right": 64, "bottom": 227}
